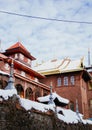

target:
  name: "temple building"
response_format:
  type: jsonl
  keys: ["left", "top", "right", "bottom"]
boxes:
{"left": 34, "top": 58, "right": 92, "bottom": 119}
{"left": 0, "top": 42, "right": 50, "bottom": 100}
{"left": 1, "top": 41, "right": 92, "bottom": 119}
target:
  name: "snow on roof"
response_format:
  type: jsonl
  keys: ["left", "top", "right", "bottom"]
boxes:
{"left": 34, "top": 59, "right": 63, "bottom": 72}
{"left": 20, "top": 98, "right": 92, "bottom": 124}
{"left": 0, "top": 88, "right": 55, "bottom": 112}
{"left": 0, "top": 89, "right": 17, "bottom": 100}
{"left": 0, "top": 89, "right": 92, "bottom": 124}
{"left": 87, "top": 69, "right": 92, "bottom": 73}
{"left": 20, "top": 98, "right": 55, "bottom": 112}
{"left": 0, "top": 70, "right": 9, "bottom": 76}
{"left": 34, "top": 58, "right": 84, "bottom": 75}
{"left": 59, "top": 59, "right": 83, "bottom": 73}
{"left": 57, "top": 107, "right": 92, "bottom": 124}
{"left": 37, "top": 92, "right": 69, "bottom": 104}
{"left": 57, "top": 107, "right": 82, "bottom": 123}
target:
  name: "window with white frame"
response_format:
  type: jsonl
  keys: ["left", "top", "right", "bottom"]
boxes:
{"left": 70, "top": 76, "right": 75, "bottom": 85}
{"left": 5, "top": 63, "right": 9, "bottom": 70}
{"left": 28, "top": 59, "right": 30, "bottom": 64}
{"left": 57, "top": 77, "right": 61, "bottom": 87}
{"left": 35, "top": 78, "right": 38, "bottom": 82}
{"left": 21, "top": 71, "right": 25, "bottom": 77}
{"left": 20, "top": 53, "right": 24, "bottom": 60}
{"left": 64, "top": 76, "right": 68, "bottom": 86}
{"left": 15, "top": 54, "right": 18, "bottom": 59}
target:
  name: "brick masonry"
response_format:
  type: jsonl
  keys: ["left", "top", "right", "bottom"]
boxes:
{"left": 0, "top": 95, "right": 92, "bottom": 130}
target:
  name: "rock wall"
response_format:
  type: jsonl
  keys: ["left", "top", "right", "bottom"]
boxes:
{"left": 0, "top": 95, "right": 92, "bottom": 130}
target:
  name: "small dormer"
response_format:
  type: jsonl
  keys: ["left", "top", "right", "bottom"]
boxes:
{"left": 3, "top": 42, "right": 36, "bottom": 67}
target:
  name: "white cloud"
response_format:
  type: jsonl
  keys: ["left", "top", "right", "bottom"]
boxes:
{"left": 0, "top": 0, "right": 92, "bottom": 65}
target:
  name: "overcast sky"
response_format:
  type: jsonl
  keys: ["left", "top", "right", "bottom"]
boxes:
{"left": 0, "top": 0, "right": 92, "bottom": 66}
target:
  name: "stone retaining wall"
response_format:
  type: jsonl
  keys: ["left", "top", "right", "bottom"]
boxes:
{"left": 0, "top": 95, "right": 92, "bottom": 130}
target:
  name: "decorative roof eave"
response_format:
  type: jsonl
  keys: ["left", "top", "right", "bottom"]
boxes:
{"left": 7, "top": 58, "right": 45, "bottom": 79}
{"left": 14, "top": 73, "right": 50, "bottom": 91}
{"left": 38, "top": 68, "right": 84, "bottom": 75}
{"left": 3, "top": 42, "right": 36, "bottom": 60}
{"left": 59, "top": 68, "right": 84, "bottom": 74}
{"left": 6, "top": 42, "right": 28, "bottom": 51}
{"left": 82, "top": 69, "right": 92, "bottom": 82}
{"left": 0, "top": 53, "right": 8, "bottom": 60}
{"left": 34, "top": 57, "right": 84, "bottom": 75}
{"left": 39, "top": 69, "right": 60, "bottom": 75}
{"left": 37, "top": 92, "right": 69, "bottom": 107}
{"left": 3, "top": 47, "right": 36, "bottom": 60}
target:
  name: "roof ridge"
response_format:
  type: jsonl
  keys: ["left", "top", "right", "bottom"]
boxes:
{"left": 57, "top": 58, "right": 71, "bottom": 69}
{"left": 6, "top": 41, "right": 29, "bottom": 52}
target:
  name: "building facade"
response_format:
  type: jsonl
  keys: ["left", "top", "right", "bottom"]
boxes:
{"left": 0, "top": 42, "right": 50, "bottom": 101}
{"left": 34, "top": 58, "right": 92, "bottom": 118}
{"left": 86, "top": 67, "right": 92, "bottom": 118}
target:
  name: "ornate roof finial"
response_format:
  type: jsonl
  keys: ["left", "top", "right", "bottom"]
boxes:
{"left": 76, "top": 99, "right": 79, "bottom": 114}
{"left": 76, "top": 99, "right": 82, "bottom": 122}
{"left": 5, "top": 59, "right": 15, "bottom": 90}
{"left": 48, "top": 82, "right": 55, "bottom": 105}
{"left": 18, "top": 36, "right": 21, "bottom": 43}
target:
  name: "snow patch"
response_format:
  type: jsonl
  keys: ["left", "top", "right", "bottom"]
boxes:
{"left": 0, "top": 89, "right": 17, "bottom": 100}
{"left": 0, "top": 89, "right": 92, "bottom": 124}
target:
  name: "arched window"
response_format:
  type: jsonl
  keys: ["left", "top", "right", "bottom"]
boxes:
{"left": 88, "top": 81, "right": 92, "bottom": 90}
{"left": 35, "top": 91, "right": 41, "bottom": 101}
{"left": 89, "top": 99, "right": 92, "bottom": 109}
{"left": 64, "top": 77, "right": 68, "bottom": 86}
{"left": 25, "top": 87, "right": 33, "bottom": 100}
{"left": 0, "top": 80, "right": 8, "bottom": 89}
{"left": 0, "top": 80, "right": 3, "bottom": 89}
{"left": 69, "top": 101, "right": 74, "bottom": 111}
{"left": 57, "top": 77, "right": 61, "bottom": 87}
{"left": 15, "top": 84, "right": 24, "bottom": 98}
{"left": 70, "top": 76, "right": 75, "bottom": 85}
{"left": 3, "top": 81, "right": 8, "bottom": 89}
{"left": 43, "top": 93, "right": 48, "bottom": 96}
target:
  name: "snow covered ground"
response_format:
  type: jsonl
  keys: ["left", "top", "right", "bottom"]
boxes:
{"left": 0, "top": 89, "right": 92, "bottom": 124}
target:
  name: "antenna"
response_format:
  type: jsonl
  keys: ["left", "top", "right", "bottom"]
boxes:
{"left": 17, "top": 36, "right": 21, "bottom": 43}
{"left": 88, "top": 48, "right": 91, "bottom": 66}
{"left": 0, "top": 40, "right": 3, "bottom": 52}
